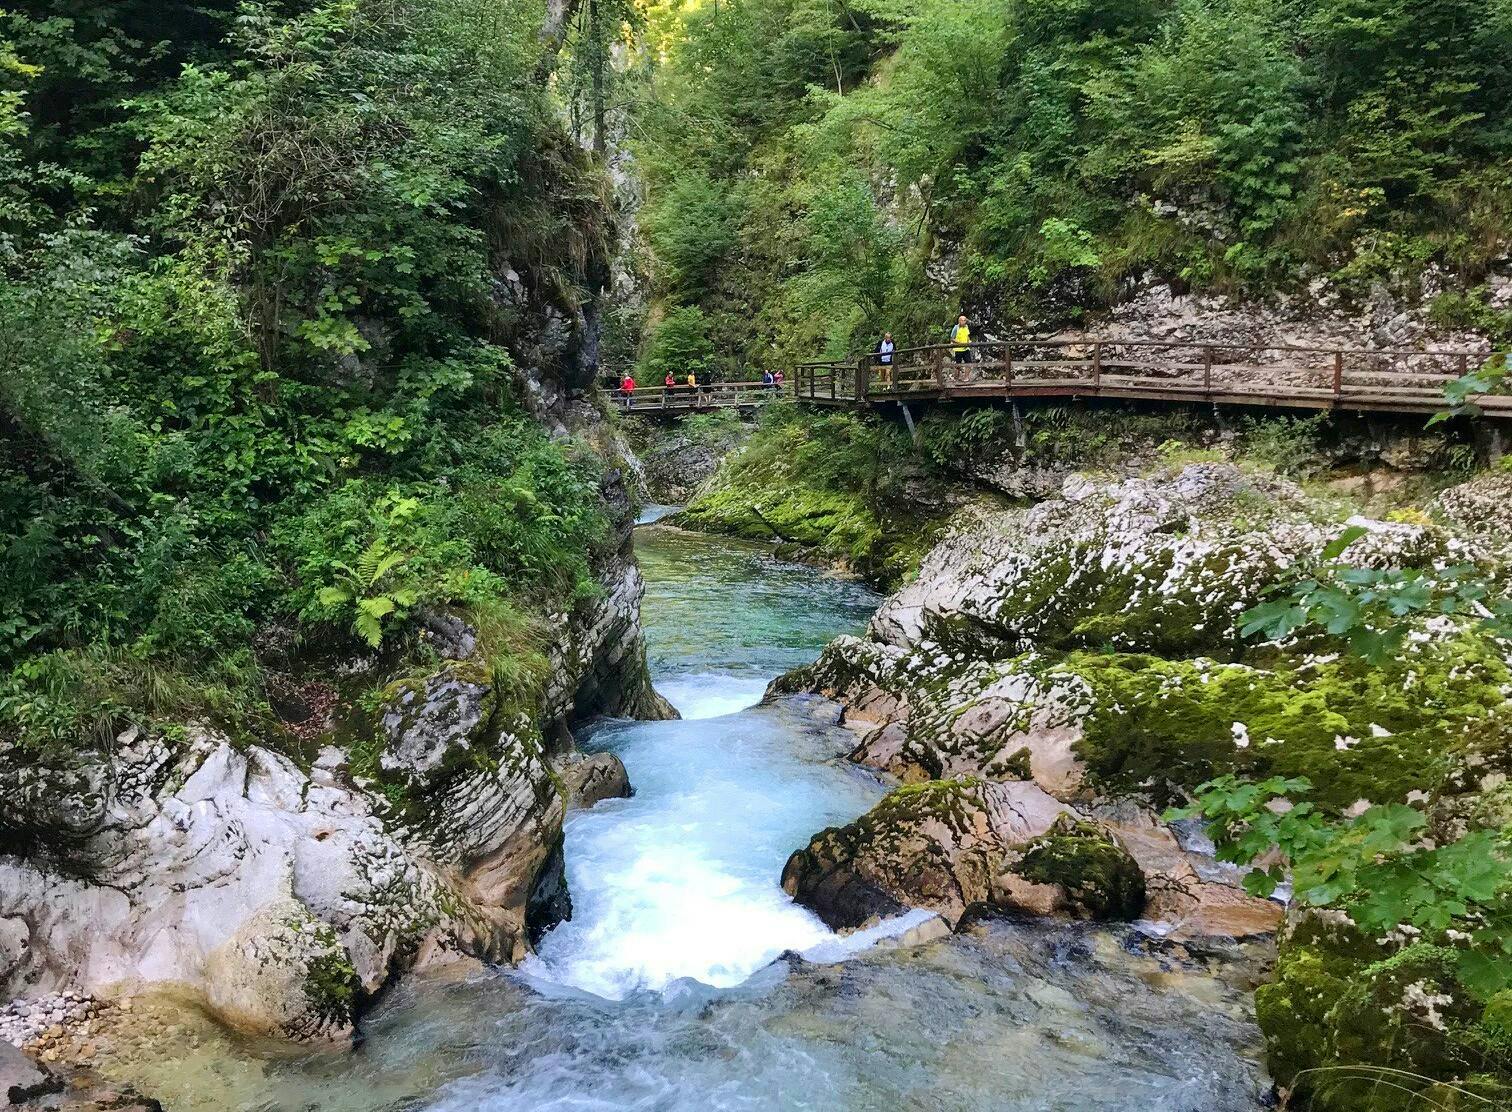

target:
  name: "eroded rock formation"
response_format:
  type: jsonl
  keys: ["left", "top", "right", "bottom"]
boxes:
{"left": 0, "top": 459, "right": 673, "bottom": 1049}
{"left": 774, "top": 462, "right": 1509, "bottom": 943}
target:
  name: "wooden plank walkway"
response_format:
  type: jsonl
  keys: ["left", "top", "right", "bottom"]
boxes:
{"left": 793, "top": 339, "right": 1512, "bottom": 419}
{"left": 615, "top": 380, "right": 789, "bottom": 413}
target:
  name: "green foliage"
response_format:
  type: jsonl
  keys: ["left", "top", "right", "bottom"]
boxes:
{"left": 1241, "top": 526, "right": 1512, "bottom": 663}
{"left": 639, "top": 306, "right": 715, "bottom": 382}
{"left": 1237, "top": 413, "right": 1332, "bottom": 477}
{"left": 920, "top": 408, "right": 1015, "bottom": 470}
{"left": 1171, "top": 774, "right": 1512, "bottom": 997}
{"left": 0, "top": 0, "right": 616, "bottom": 749}
{"left": 644, "top": 171, "right": 743, "bottom": 301}
{"left": 316, "top": 541, "right": 419, "bottom": 649}
{"left": 632, "top": 0, "right": 1512, "bottom": 353}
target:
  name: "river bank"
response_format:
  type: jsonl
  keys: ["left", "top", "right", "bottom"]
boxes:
{"left": 32, "top": 520, "right": 1272, "bottom": 1111}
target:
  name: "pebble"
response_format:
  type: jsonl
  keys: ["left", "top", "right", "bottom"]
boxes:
{"left": 0, "top": 990, "right": 111, "bottom": 1055}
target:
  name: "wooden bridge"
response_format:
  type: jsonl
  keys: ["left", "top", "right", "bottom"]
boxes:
{"left": 612, "top": 338, "right": 1510, "bottom": 419}
{"left": 794, "top": 338, "right": 1512, "bottom": 418}
{"left": 616, "top": 380, "right": 787, "bottom": 412}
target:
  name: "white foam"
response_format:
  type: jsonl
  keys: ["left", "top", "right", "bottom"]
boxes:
{"left": 796, "top": 909, "right": 941, "bottom": 964}
{"left": 655, "top": 672, "right": 768, "bottom": 719}
{"left": 527, "top": 677, "right": 885, "bottom": 1000}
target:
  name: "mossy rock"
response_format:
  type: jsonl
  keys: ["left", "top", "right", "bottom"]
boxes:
{"left": 1012, "top": 816, "right": 1145, "bottom": 920}
{"left": 1056, "top": 636, "right": 1510, "bottom": 807}
{"left": 1261, "top": 928, "right": 1512, "bottom": 1112}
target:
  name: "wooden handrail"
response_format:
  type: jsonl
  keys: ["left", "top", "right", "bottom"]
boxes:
{"left": 848, "top": 338, "right": 1498, "bottom": 359}
{"left": 792, "top": 337, "right": 1510, "bottom": 419}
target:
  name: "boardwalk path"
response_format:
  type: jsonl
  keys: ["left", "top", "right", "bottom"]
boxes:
{"left": 615, "top": 338, "right": 1510, "bottom": 419}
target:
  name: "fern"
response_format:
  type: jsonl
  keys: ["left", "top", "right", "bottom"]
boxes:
{"left": 316, "top": 541, "right": 418, "bottom": 648}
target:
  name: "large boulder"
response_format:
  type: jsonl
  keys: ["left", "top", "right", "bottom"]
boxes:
{"left": 773, "top": 638, "right": 1091, "bottom": 794}
{"left": 780, "top": 778, "right": 1144, "bottom": 930}
{"left": 773, "top": 464, "right": 1412, "bottom": 940}
{"left": 558, "top": 752, "right": 632, "bottom": 808}
{"left": 870, "top": 465, "right": 1316, "bottom": 656}
{"left": 0, "top": 721, "right": 563, "bottom": 1043}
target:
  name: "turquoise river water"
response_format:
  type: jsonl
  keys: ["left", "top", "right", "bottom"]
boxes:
{"left": 110, "top": 517, "right": 1270, "bottom": 1110}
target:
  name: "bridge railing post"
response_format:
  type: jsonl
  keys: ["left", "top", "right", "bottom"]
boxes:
{"left": 1203, "top": 345, "right": 1213, "bottom": 393}
{"left": 932, "top": 346, "right": 945, "bottom": 389}
{"left": 856, "top": 356, "right": 869, "bottom": 403}
{"left": 1092, "top": 342, "right": 1102, "bottom": 390}
{"left": 1332, "top": 351, "right": 1343, "bottom": 397}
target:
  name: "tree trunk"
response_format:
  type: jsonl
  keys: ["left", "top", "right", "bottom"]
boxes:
{"left": 590, "top": 0, "right": 607, "bottom": 154}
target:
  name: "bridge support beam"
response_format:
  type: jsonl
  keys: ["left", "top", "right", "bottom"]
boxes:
{"left": 898, "top": 401, "right": 920, "bottom": 446}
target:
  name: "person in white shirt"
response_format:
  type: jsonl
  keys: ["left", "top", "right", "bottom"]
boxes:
{"left": 875, "top": 331, "right": 895, "bottom": 388}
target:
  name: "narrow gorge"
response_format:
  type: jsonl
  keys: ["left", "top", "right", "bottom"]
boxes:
{"left": 4, "top": 0, "right": 1512, "bottom": 1109}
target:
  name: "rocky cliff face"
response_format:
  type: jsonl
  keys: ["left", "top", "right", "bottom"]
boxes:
{"left": 0, "top": 433, "right": 672, "bottom": 1052}
{"left": 773, "top": 462, "right": 1507, "bottom": 945}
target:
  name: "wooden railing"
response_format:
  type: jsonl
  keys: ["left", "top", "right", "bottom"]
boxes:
{"left": 792, "top": 339, "right": 1511, "bottom": 418}
{"left": 617, "top": 380, "right": 789, "bottom": 411}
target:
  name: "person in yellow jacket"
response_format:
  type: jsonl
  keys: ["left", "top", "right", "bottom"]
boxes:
{"left": 950, "top": 314, "right": 971, "bottom": 364}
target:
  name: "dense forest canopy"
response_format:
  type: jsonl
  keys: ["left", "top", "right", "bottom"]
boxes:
{"left": 627, "top": 0, "right": 1512, "bottom": 372}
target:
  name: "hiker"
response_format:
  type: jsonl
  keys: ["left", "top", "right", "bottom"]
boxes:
{"left": 685, "top": 370, "right": 698, "bottom": 403}
{"left": 773, "top": 368, "right": 785, "bottom": 389}
{"left": 950, "top": 315, "right": 971, "bottom": 364}
{"left": 663, "top": 371, "right": 676, "bottom": 403}
{"left": 620, "top": 371, "right": 636, "bottom": 410}
{"left": 875, "top": 331, "right": 895, "bottom": 388}
{"left": 762, "top": 369, "right": 776, "bottom": 392}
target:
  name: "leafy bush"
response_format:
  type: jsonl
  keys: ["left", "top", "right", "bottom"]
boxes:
{"left": 1238, "top": 413, "right": 1331, "bottom": 477}
{"left": 1173, "top": 773, "right": 1512, "bottom": 994}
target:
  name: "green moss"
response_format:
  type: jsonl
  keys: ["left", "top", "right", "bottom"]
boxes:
{"left": 1014, "top": 817, "right": 1145, "bottom": 920}
{"left": 999, "top": 746, "right": 1033, "bottom": 780}
{"left": 1260, "top": 925, "right": 1512, "bottom": 1111}
{"left": 677, "top": 406, "right": 949, "bottom": 587}
{"left": 1054, "top": 637, "right": 1510, "bottom": 807}
{"left": 867, "top": 777, "right": 987, "bottom": 827}
{"left": 302, "top": 939, "right": 360, "bottom": 1028}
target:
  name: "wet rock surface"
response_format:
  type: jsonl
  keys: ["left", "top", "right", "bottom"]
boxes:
{"left": 0, "top": 725, "right": 562, "bottom": 1044}
{"left": 558, "top": 753, "right": 632, "bottom": 809}
{"left": 772, "top": 463, "right": 1478, "bottom": 940}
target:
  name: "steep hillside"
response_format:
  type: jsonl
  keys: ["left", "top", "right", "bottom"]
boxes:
{"left": 626, "top": 0, "right": 1512, "bottom": 369}
{"left": 0, "top": 0, "right": 671, "bottom": 1054}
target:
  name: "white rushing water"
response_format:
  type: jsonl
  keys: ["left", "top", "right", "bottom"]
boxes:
{"left": 523, "top": 522, "right": 894, "bottom": 998}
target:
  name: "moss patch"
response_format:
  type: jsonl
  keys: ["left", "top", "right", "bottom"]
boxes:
{"left": 1014, "top": 818, "right": 1145, "bottom": 920}
{"left": 1055, "top": 638, "right": 1510, "bottom": 808}
{"left": 676, "top": 405, "right": 951, "bottom": 587}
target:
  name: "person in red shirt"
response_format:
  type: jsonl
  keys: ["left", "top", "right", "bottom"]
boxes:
{"left": 620, "top": 372, "right": 636, "bottom": 410}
